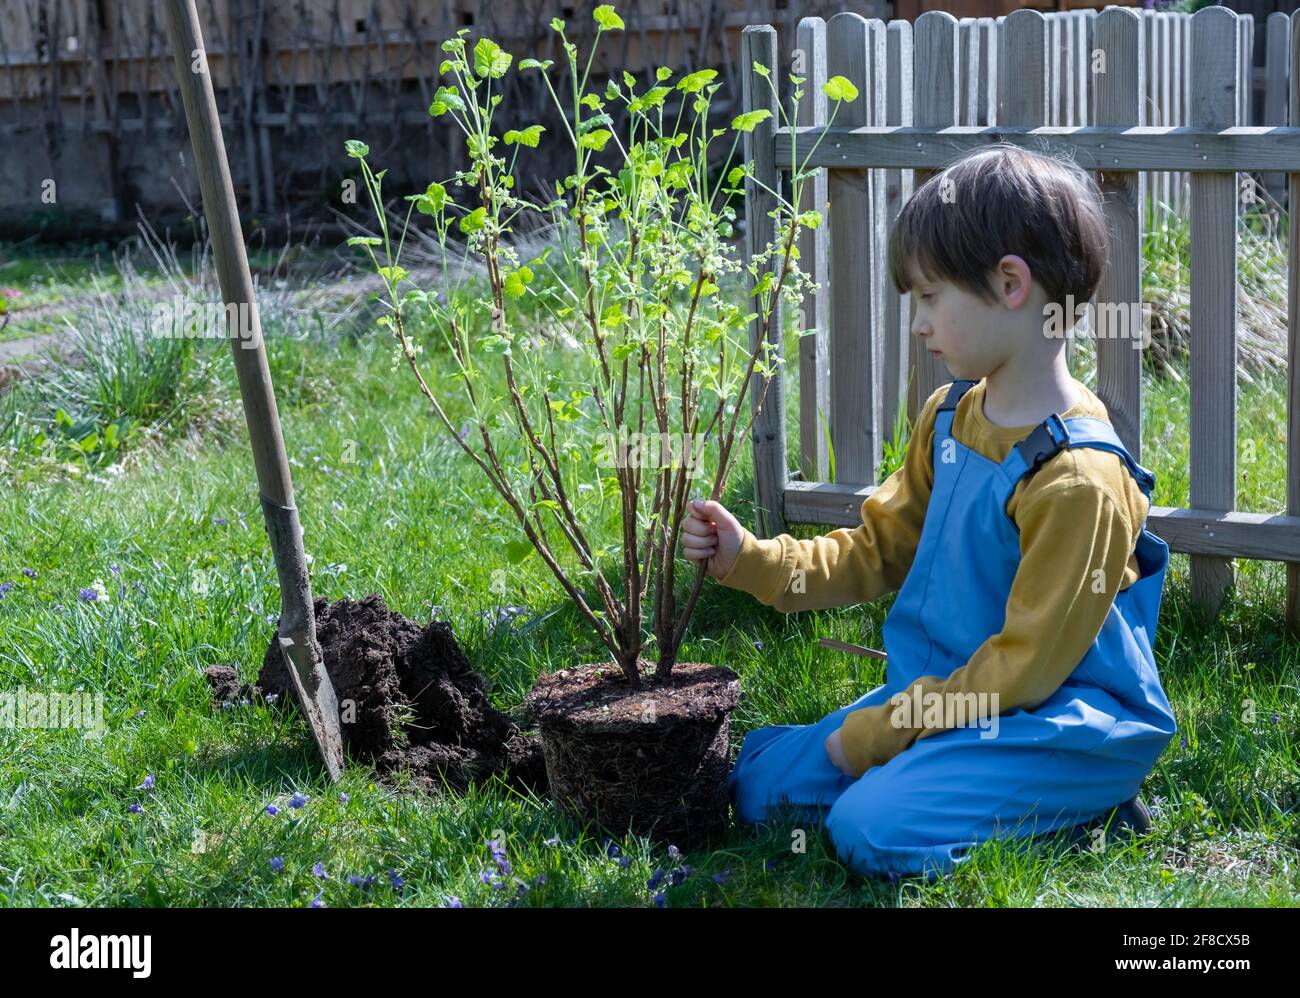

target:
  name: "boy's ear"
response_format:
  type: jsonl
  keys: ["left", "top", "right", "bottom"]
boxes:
{"left": 994, "top": 254, "right": 1033, "bottom": 309}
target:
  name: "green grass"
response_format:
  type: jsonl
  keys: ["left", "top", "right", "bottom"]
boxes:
{"left": 0, "top": 229, "right": 1297, "bottom": 907}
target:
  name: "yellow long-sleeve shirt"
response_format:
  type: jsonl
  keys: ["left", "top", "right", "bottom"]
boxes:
{"left": 717, "top": 377, "right": 1151, "bottom": 778}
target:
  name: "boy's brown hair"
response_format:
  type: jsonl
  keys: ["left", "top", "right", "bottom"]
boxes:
{"left": 887, "top": 144, "right": 1110, "bottom": 314}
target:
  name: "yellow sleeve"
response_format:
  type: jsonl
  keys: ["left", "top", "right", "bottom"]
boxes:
{"left": 836, "top": 479, "right": 1141, "bottom": 777}
{"left": 715, "top": 387, "right": 945, "bottom": 613}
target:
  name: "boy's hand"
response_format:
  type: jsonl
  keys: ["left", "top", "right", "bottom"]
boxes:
{"left": 681, "top": 498, "right": 745, "bottom": 581}
{"left": 824, "top": 726, "right": 857, "bottom": 777}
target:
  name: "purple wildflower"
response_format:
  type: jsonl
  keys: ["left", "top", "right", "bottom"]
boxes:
{"left": 765, "top": 858, "right": 779, "bottom": 872}
{"left": 618, "top": 856, "right": 631, "bottom": 868}
{"left": 647, "top": 869, "right": 666, "bottom": 890}
{"left": 437, "top": 290, "right": 448, "bottom": 306}
{"left": 754, "top": 640, "right": 763, "bottom": 652}
{"left": 480, "top": 869, "right": 494, "bottom": 883}
{"left": 348, "top": 874, "right": 376, "bottom": 888}
{"left": 533, "top": 873, "right": 547, "bottom": 886}
{"left": 265, "top": 804, "right": 280, "bottom": 816}
{"left": 128, "top": 801, "right": 143, "bottom": 814}
{"left": 338, "top": 792, "right": 348, "bottom": 804}
{"left": 544, "top": 835, "right": 561, "bottom": 847}
{"left": 1180, "top": 734, "right": 1188, "bottom": 749}
{"left": 445, "top": 896, "right": 463, "bottom": 907}
{"left": 388, "top": 870, "right": 404, "bottom": 889}
{"left": 671, "top": 864, "right": 692, "bottom": 886}
{"left": 1271, "top": 714, "right": 1279, "bottom": 724}
{"left": 667, "top": 844, "right": 680, "bottom": 860}
{"left": 109, "top": 563, "right": 121, "bottom": 576}
{"left": 289, "top": 792, "right": 309, "bottom": 809}
{"left": 270, "top": 857, "right": 285, "bottom": 873}
{"left": 604, "top": 841, "right": 621, "bottom": 859}
{"left": 711, "top": 869, "right": 732, "bottom": 884}
{"left": 78, "top": 588, "right": 98, "bottom": 602}
{"left": 212, "top": 516, "right": 228, "bottom": 526}
{"left": 137, "top": 774, "right": 155, "bottom": 791}
{"left": 653, "top": 891, "right": 667, "bottom": 907}
{"left": 21, "top": 568, "right": 37, "bottom": 579}
{"left": 265, "top": 693, "right": 279, "bottom": 704}
{"left": 312, "top": 862, "right": 328, "bottom": 879}
{"left": 0, "top": 582, "right": 15, "bottom": 598}
{"left": 497, "top": 859, "right": 512, "bottom": 877}
{"left": 309, "top": 892, "right": 324, "bottom": 908}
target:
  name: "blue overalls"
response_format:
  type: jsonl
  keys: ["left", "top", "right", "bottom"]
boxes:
{"left": 729, "top": 379, "right": 1178, "bottom": 879}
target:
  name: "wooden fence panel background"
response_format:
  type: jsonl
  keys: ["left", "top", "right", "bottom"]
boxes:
{"left": 755, "top": 5, "right": 1300, "bottom": 634}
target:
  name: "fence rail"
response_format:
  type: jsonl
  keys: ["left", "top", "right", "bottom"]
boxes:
{"left": 740, "top": 5, "right": 1300, "bottom": 634}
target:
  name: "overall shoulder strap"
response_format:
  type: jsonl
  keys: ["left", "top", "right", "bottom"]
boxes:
{"left": 1001, "top": 413, "right": 1157, "bottom": 499}
{"left": 935, "top": 379, "right": 978, "bottom": 435}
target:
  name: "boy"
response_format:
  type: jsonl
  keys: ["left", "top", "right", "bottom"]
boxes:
{"left": 682, "top": 144, "right": 1178, "bottom": 880}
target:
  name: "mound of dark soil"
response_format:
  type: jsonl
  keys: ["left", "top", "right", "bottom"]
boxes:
{"left": 204, "top": 594, "right": 546, "bottom": 796}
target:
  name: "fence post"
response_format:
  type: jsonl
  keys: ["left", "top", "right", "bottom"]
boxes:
{"left": 795, "top": 16, "right": 830, "bottom": 485}
{"left": 1264, "top": 11, "right": 1290, "bottom": 206}
{"left": 741, "top": 25, "right": 788, "bottom": 538}
{"left": 908, "top": 10, "right": 958, "bottom": 424}
{"left": 1093, "top": 6, "right": 1144, "bottom": 460}
{"left": 882, "top": 18, "right": 914, "bottom": 451}
{"left": 1189, "top": 5, "right": 1240, "bottom": 621}
{"left": 1286, "top": 9, "right": 1300, "bottom": 637}
{"left": 826, "top": 11, "right": 882, "bottom": 485}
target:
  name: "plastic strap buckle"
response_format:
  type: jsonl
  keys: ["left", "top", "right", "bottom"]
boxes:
{"left": 1016, "top": 412, "right": 1069, "bottom": 474}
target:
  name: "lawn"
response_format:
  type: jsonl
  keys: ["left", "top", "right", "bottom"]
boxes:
{"left": 0, "top": 226, "right": 1296, "bottom": 908}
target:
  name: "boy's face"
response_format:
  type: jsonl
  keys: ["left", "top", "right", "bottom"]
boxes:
{"left": 905, "top": 257, "right": 1043, "bottom": 381}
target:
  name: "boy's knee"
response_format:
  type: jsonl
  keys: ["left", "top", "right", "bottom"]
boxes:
{"left": 824, "top": 784, "right": 966, "bottom": 881}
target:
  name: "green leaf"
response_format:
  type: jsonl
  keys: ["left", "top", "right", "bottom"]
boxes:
{"left": 378, "top": 265, "right": 409, "bottom": 284}
{"left": 344, "top": 139, "right": 369, "bottom": 159}
{"left": 578, "top": 128, "right": 613, "bottom": 151}
{"left": 578, "top": 113, "right": 613, "bottom": 133}
{"left": 504, "top": 539, "right": 535, "bottom": 564}
{"left": 519, "top": 58, "right": 553, "bottom": 71}
{"left": 479, "top": 333, "right": 512, "bottom": 355}
{"left": 429, "top": 85, "right": 465, "bottom": 117}
{"left": 459, "top": 206, "right": 488, "bottom": 234}
{"left": 676, "top": 69, "right": 718, "bottom": 94}
{"left": 504, "top": 124, "right": 546, "bottom": 147}
{"left": 656, "top": 66, "right": 672, "bottom": 82}
{"left": 600, "top": 302, "right": 625, "bottom": 328}
{"left": 550, "top": 17, "right": 565, "bottom": 32}
{"left": 797, "top": 208, "right": 823, "bottom": 230}
{"left": 622, "top": 70, "right": 636, "bottom": 88}
{"left": 731, "top": 109, "right": 772, "bottom": 132}
{"left": 580, "top": 93, "right": 603, "bottom": 111}
{"left": 593, "top": 5, "right": 624, "bottom": 31}
{"left": 346, "top": 235, "right": 383, "bottom": 247}
{"left": 752, "top": 61, "right": 770, "bottom": 79}
{"left": 630, "top": 86, "right": 670, "bottom": 113}
{"left": 473, "top": 38, "right": 513, "bottom": 78}
{"left": 414, "top": 181, "right": 447, "bottom": 216}
{"left": 823, "top": 75, "right": 860, "bottom": 103}
{"left": 503, "top": 266, "right": 535, "bottom": 298}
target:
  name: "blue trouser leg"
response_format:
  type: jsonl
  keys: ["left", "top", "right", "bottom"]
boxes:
{"left": 731, "top": 685, "right": 1173, "bottom": 881}
{"left": 728, "top": 682, "right": 897, "bottom": 826}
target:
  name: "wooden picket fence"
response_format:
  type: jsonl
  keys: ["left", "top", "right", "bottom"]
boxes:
{"left": 739, "top": 5, "right": 1300, "bottom": 632}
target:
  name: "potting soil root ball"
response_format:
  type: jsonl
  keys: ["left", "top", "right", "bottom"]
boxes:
{"left": 255, "top": 594, "right": 547, "bottom": 796}
{"left": 524, "top": 662, "right": 741, "bottom": 850}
